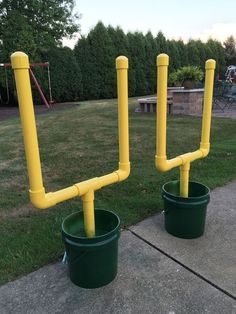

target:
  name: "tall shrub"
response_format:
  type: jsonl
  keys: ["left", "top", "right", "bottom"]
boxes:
{"left": 42, "top": 46, "right": 82, "bottom": 102}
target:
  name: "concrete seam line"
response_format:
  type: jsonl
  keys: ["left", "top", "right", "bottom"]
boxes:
{"left": 127, "top": 228, "right": 236, "bottom": 301}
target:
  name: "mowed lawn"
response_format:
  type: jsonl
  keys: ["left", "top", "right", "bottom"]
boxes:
{"left": 0, "top": 97, "right": 236, "bottom": 285}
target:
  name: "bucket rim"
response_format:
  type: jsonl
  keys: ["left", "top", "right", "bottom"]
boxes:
{"left": 62, "top": 208, "right": 120, "bottom": 241}
{"left": 162, "top": 180, "right": 210, "bottom": 200}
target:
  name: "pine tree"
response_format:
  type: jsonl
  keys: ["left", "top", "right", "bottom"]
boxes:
{"left": 74, "top": 36, "right": 100, "bottom": 100}
{"left": 127, "top": 32, "right": 148, "bottom": 96}
{"left": 194, "top": 40, "right": 207, "bottom": 70}
{"left": 144, "top": 32, "right": 158, "bottom": 94}
{"left": 107, "top": 26, "right": 129, "bottom": 57}
{"left": 176, "top": 39, "right": 188, "bottom": 67}
{"left": 224, "top": 36, "right": 236, "bottom": 65}
{"left": 215, "top": 41, "right": 226, "bottom": 78}
{"left": 156, "top": 31, "right": 168, "bottom": 53}
{"left": 107, "top": 26, "right": 130, "bottom": 97}
{"left": 125, "top": 33, "right": 136, "bottom": 96}
{"left": 206, "top": 39, "right": 226, "bottom": 78}
{"left": 42, "top": 46, "right": 82, "bottom": 102}
{"left": 86, "top": 22, "right": 116, "bottom": 99}
{"left": 186, "top": 40, "right": 201, "bottom": 66}
{"left": 166, "top": 40, "right": 181, "bottom": 73}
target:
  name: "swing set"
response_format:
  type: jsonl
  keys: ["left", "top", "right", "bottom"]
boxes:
{"left": 0, "top": 61, "right": 53, "bottom": 107}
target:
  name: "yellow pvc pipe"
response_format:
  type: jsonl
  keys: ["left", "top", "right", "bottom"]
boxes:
{"left": 200, "top": 59, "right": 216, "bottom": 153}
{"left": 11, "top": 52, "right": 44, "bottom": 193}
{"left": 155, "top": 53, "right": 216, "bottom": 197}
{"left": 156, "top": 54, "right": 169, "bottom": 160}
{"left": 82, "top": 190, "right": 95, "bottom": 238}
{"left": 180, "top": 162, "right": 190, "bottom": 198}
{"left": 11, "top": 51, "right": 130, "bottom": 237}
{"left": 116, "top": 56, "right": 130, "bottom": 172}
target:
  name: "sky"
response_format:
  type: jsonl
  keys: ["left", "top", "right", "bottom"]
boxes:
{"left": 63, "top": 0, "right": 236, "bottom": 48}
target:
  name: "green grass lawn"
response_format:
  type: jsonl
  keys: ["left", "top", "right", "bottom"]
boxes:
{"left": 0, "top": 97, "right": 236, "bottom": 285}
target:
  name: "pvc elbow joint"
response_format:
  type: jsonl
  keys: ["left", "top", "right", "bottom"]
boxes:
{"left": 200, "top": 143, "right": 210, "bottom": 157}
{"left": 29, "top": 188, "right": 56, "bottom": 209}
{"left": 116, "top": 162, "right": 130, "bottom": 181}
{"left": 155, "top": 156, "right": 169, "bottom": 172}
{"left": 200, "top": 148, "right": 209, "bottom": 157}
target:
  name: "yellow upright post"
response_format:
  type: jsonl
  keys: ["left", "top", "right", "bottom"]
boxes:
{"left": 116, "top": 56, "right": 130, "bottom": 175}
{"left": 155, "top": 53, "right": 216, "bottom": 197}
{"left": 156, "top": 54, "right": 168, "bottom": 163}
{"left": 11, "top": 52, "right": 130, "bottom": 238}
{"left": 11, "top": 53, "right": 44, "bottom": 194}
{"left": 200, "top": 60, "right": 216, "bottom": 153}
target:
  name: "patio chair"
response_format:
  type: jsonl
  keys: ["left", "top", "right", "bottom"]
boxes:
{"left": 213, "top": 81, "right": 235, "bottom": 111}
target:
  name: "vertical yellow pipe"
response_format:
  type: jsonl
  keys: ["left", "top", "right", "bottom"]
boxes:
{"left": 180, "top": 162, "right": 190, "bottom": 197}
{"left": 116, "top": 56, "right": 129, "bottom": 166}
{"left": 156, "top": 54, "right": 169, "bottom": 160}
{"left": 82, "top": 190, "right": 95, "bottom": 238}
{"left": 11, "top": 52, "right": 44, "bottom": 193}
{"left": 200, "top": 59, "right": 216, "bottom": 150}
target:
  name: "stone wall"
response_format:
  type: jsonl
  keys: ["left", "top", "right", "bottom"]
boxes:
{"left": 172, "top": 89, "right": 204, "bottom": 115}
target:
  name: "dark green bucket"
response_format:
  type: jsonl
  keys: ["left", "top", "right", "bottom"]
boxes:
{"left": 162, "top": 181, "right": 210, "bottom": 239}
{"left": 62, "top": 209, "right": 120, "bottom": 289}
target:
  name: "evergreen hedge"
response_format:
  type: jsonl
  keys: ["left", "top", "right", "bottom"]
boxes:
{"left": 1, "top": 22, "right": 227, "bottom": 104}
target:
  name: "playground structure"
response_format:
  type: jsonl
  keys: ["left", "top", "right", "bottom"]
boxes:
{"left": 155, "top": 54, "right": 216, "bottom": 198}
{"left": 0, "top": 61, "right": 53, "bottom": 107}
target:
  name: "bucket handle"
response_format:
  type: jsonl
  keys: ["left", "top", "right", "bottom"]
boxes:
{"left": 64, "top": 250, "right": 89, "bottom": 266}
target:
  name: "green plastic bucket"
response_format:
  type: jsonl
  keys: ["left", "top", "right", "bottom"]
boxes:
{"left": 62, "top": 209, "right": 120, "bottom": 288}
{"left": 162, "top": 181, "right": 210, "bottom": 239}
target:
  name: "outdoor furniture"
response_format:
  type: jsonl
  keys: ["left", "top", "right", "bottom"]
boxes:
{"left": 137, "top": 96, "right": 173, "bottom": 114}
{"left": 213, "top": 81, "right": 236, "bottom": 111}
{"left": 137, "top": 88, "right": 204, "bottom": 116}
